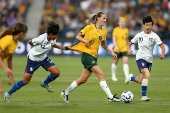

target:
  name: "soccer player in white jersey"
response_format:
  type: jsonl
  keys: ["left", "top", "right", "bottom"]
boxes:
{"left": 4, "top": 22, "right": 65, "bottom": 102}
{"left": 125, "top": 16, "right": 165, "bottom": 101}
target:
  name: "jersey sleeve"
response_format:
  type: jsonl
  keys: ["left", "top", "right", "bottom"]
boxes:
{"left": 131, "top": 34, "right": 138, "bottom": 44}
{"left": 155, "top": 34, "right": 162, "bottom": 45}
{"left": 32, "top": 34, "right": 46, "bottom": 45}
{"left": 80, "top": 25, "right": 91, "bottom": 36}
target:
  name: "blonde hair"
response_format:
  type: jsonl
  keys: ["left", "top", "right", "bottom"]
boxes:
{"left": 0, "top": 22, "right": 28, "bottom": 39}
{"left": 85, "top": 12, "right": 105, "bottom": 24}
{"left": 119, "top": 17, "right": 126, "bottom": 22}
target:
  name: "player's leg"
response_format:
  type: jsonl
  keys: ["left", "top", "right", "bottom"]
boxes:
{"left": 4, "top": 57, "right": 39, "bottom": 102}
{"left": 125, "top": 59, "right": 145, "bottom": 84}
{"left": 140, "top": 68, "right": 150, "bottom": 101}
{"left": 61, "top": 53, "right": 93, "bottom": 103}
{"left": 111, "top": 52, "right": 119, "bottom": 81}
{"left": 122, "top": 54, "right": 129, "bottom": 79}
{"left": 111, "top": 59, "right": 119, "bottom": 81}
{"left": 4, "top": 73, "right": 33, "bottom": 102}
{"left": 91, "top": 65, "right": 121, "bottom": 102}
{"left": 61, "top": 68, "right": 92, "bottom": 103}
{"left": 40, "top": 57, "right": 59, "bottom": 92}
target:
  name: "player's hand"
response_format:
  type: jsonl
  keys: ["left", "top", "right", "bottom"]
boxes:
{"left": 84, "top": 41, "right": 90, "bottom": 47}
{"left": 112, "top": 53, "right": 117, "bottom": 60}
{"left": 128, "top": 50, "right": 133, "bottom": 55}
{"left": 3, "top": 68, "right": 13, "bottom": 78}
{"left": 159, "top": 54, "right": 164, "bottom": 59}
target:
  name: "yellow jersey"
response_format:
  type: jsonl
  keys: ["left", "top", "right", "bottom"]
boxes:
{"left": 0, "top": 35, "right": 18, "bottom": 61}
{"left": 112, "top": 27, "right": 129, "bottom": 52}
{"left": 68, "top": 24, "right": 107, "bottom": 58}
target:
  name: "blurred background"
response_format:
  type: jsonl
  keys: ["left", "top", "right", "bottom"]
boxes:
{"left": 0, "top": 0, "right": 170, "bottom": 57}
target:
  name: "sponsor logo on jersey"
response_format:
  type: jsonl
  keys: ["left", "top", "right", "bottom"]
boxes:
{"left": 98, "top": 36, "right": 102, "bottom": 40}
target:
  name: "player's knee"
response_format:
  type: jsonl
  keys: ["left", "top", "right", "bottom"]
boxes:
{"left": 52, "top": 71, "right": 60, "bottom": 77}
{"left": 77, "top": 79, "right": 87, "bottom": 85}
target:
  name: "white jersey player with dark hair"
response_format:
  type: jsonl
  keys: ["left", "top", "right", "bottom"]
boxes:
{"left": 4, "top": 21, "right": 65, "bottom": 102}
{"left": 125, "top": 16, "right": 165, "bottom": 101}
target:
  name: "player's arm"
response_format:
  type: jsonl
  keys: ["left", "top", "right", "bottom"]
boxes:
{"left": 28, "top": 40, "right": 34, "bottom": 46}
{"left": 127, "top": 41, "right": 133, "bottom": 55}
{"left": 101, "top": 40, "right": 117, "bottom": 60}
{"left": 7, "top": 54, "right": 14, "bottom": 84}
{"left": 51, "top": 44, "right": 65, "bottom": 50}
{"left": 112, "top": 36, "right": 119, "bottom": 53}
{"left": 159, "top": 44, "right": 165, "bottom": 59}
{"left": 76, "top": 33, "right": 89, "bottom": 47}
{"left": 7, "top": 54, "right": 13, "bottom": 70}
{"left": 0, "top": 48, "right": 13, "bottom": 78}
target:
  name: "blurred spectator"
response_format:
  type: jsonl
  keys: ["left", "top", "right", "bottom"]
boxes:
{"left": 39, "top": 0, "right": 170, "bottom": 39}
{"left": 0, "top": 0, "right": 31, "bottom": 33}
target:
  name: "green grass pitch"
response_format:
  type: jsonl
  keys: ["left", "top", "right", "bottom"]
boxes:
{"left": 0, "top": 56, "right": 170, "bottom": 113}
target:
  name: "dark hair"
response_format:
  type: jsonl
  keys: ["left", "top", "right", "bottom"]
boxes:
{"left": 142, "top": 16, "right": 153, "bottom": 25}
{"left": 0, "top": 22, "right": 28, "bottom": 38}
{"left": 47, "top": 21, "right": 60, "bottom": 35}
{"left": 85, "top": 12, "right": 105, "bottom": 24}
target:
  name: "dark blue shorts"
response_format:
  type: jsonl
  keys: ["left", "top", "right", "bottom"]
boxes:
{"left": 136, "top": 59, "right": 152, "bottom": 73}
{"left": 25, "top": 57, "right": 55, "bottom": 74}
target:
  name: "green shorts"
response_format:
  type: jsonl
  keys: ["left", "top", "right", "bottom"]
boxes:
{"left": 115, "top": 52, "right": 128, "bottom": 59}
{"left": 81, "top": 52, "right": 97, "bottom": 69}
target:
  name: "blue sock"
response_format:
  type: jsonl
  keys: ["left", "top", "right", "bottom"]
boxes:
{"left": 131, "top": 77, "right": 136, "bottom": 82}
{"left": 8, "top": 80, "right": 26, "bottom": 95}
{"left": 44, "top": 73, "right": 58, "bottom": 84}
{"left": 141, "top": 86, "right": 147, "bottom": 96}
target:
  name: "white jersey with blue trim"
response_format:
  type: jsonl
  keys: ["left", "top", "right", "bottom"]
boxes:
{"left": 131, "top": 31, "right": 162, "bottom": 63}
{"left": 28, "top": 33, "right": 56, "bottom": 61}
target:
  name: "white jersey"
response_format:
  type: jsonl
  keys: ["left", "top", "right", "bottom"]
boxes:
{"left": 131, "top": 31, "right": 162, "bottom": 63}
{"left": 28, "top": 33, "right": 56, "bottom": 61}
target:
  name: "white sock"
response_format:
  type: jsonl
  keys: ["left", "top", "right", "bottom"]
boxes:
{"left": 142, "top": 79, "right": 148, "bottom": 86}
{"left": 123, "top": 64, "right": 129, "bottom": 78}
{"left": 65, "top": 81, "right": 78, "bottom": 95}
{"left": 141, "top": 79, "right": 149, "bottom": 97}
{"left": 111, "top": 63, "right": 117, "bottom": 78}
{"left": 99, "top": 81, "right": 113, "bottom": 99}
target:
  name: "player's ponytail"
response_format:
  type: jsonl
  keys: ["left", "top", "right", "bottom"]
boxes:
{"left": 85, "top": 15, "right": 97, "bottom": 24}
{"left": 85, "top": 12, "right": 105, "bottom": 24}
{"left": 0, "top": 27, "right": 15, "bottom": 39}
{"left": 0, "top": 22, "right": 28, "bottom": 39}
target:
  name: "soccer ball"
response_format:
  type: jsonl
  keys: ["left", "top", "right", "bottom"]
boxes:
{"left": 121, "top": 91, "right": 134, "bottom": 103}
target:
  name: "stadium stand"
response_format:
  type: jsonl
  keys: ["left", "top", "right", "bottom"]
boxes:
{"left": 0, "top": 0, "right": 31, "bottom": 32}
{"left": 39, "top": 0, "right": 170, "bottom": 39}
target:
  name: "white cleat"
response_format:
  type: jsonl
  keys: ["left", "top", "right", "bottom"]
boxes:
{"left": 108, "top": 93, "right": 121, "bottom": 102}
{"left": 141, "top": 96, "right": 150, "bottom": 101}
{"left": 111, "top": 77, "right": 118, "bottom": 81}
{"left": 61, "top": 91, "right": 70, "bottom": 103}
{"left": 4, "top": 92, "right": 10, "bottom": 102}
{"left": 125, "top": 74, "right": 133, "bottom": 85}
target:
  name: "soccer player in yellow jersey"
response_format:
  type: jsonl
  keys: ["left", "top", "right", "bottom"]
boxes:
{"left": 61, "top": 12, "right": 121, "bottom": 103}
{"left": 0, "top": 22, "right": 28, "bottom": 94}
{"left": 111, "top": 17, "right": 129, "bottom": 81}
